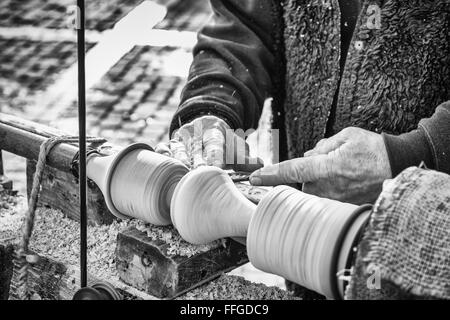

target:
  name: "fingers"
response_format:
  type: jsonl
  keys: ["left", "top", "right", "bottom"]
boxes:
{"left": 191, "top": 135, "right": 206, "bottom": 169}
{"left": 169, "top": 139, "right": 190, "bottom": 167}
{"left": 203, "top": 128, "right": 226, "bottom": 168}
{"left": 155, "top": 142, "right": 172, "bottom": 157}
{"left": 164, "top": 116, "right": 266, "bottom": 171}
{"left": 249, "top": 154, "right": 330, "bottom": 186}
{"left": 168, "top": 120, "right": 226, "bottom": 169}
{"left": 156, "top": 140, "right": 191, "bottom": 167}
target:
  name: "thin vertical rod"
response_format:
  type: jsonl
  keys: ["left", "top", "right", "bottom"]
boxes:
{"left": 77, "top": 0, "right": 87, "bottom": 288}
{"left": 0, "top": 151, "right": 4, "bottom": 176}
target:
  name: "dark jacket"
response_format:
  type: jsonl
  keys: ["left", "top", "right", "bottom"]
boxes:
{"left": 170, "top": 0, "right": 450, "bottom": 176}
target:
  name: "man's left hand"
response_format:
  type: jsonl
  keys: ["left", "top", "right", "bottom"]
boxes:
{"left": 249, "top": 127, "right": 392, "bottom": 204}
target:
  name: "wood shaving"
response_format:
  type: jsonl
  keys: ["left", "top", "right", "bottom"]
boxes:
{"left": 134, "top": 222, "right": 224, "bottom": 258}
{"left": 178, "top": 275, "right": 300, "bottom": 300}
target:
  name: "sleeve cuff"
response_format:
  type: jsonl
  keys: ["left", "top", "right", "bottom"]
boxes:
{"left": 382, "top": 128, "right": 434, "bottom": 177}
{"left": 169, "top": 97, "right": 244, "bottom": 137}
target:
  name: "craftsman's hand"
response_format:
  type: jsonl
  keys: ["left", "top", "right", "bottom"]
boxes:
{"left": 249, "top": 127, "right": 392, "bottom": 204}
{"left": 155, "top": 115, "right": 263, "bottom": 171}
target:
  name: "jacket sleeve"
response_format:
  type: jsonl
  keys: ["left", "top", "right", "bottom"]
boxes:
{"left": 383, "top": 101, "right": 450, "bottom": 176}
{"left": 169, "top": 0, "right": 280, "bottom": 135}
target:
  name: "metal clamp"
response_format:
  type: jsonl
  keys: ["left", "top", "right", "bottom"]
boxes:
{"left": 70, "top": 147, "right": 102, "bottom": 180}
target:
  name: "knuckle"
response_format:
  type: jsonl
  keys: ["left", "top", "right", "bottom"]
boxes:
{"left": 341, "top": 126, "right": 359, "bottom": 136}
{"left": 316, "top": 138, "right": 327, "bottom": 147}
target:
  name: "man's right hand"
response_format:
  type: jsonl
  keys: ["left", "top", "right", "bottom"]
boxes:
{"left": 155, "top": 115, "right": 263, "bottom": 172}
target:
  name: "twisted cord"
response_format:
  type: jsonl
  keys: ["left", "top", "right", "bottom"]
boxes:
{"left": 16, "top": 135, "right": 105, "bottom": 300}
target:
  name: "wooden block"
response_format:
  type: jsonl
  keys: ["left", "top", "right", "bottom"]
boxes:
{"left": 26, "top": 160, "right": 116, "bottom": 225}
{"left": 5, "top": 247, "right": 156, "bottom": 300}
{"left": 116, "top": 227, "right": 248, "bottom": 298}
{"left": 0, "top": 151, "right": 13, "bottom": 190}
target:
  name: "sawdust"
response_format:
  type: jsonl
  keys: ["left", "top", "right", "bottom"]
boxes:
{"left": 1, "top": 190, "right": 296, "bottom": 300}
{"left": 0, "top": 190, "right": 27, "bottom": 243}
{"left": 0, "top": 192, "right": 120, "bottom": 279}
{"left": 179, "top": 274, "right": 300, "bottom": 300}
{"left": 134, "top": 223, "right": 223, "bottom": 257}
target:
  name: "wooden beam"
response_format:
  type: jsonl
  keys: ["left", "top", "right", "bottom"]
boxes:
{"left": 116, "top": 227, "right": 248, "bottom": 298}
{"left": 0, "top": 113, "right": 114, "bottom": 224}
{"left": 0, "top": 113, "right": 104, "bottom": 173}
{"left": 0, "top": 113, "right": 79, "bottom": 172}
{"left": 0, "top": 113, "right": 68, "bottom": 138}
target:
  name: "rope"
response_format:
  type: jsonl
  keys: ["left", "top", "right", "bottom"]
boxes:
{"left": 16, "top": 135, "right": 105, "bottom": 300}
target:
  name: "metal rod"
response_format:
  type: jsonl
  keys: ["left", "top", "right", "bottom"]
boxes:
{"left": 77, "top": 0, "right": 87, "bottom": 288}
{"left": 0, "top": 151, "right": 4, "bottom": 176}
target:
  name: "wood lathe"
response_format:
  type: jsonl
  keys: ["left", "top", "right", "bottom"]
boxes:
{"left": 0, "top": 112, "right": 265, "bottom": 299}
{"left": 0, "top": 111, "right": 374, "bottom": 300}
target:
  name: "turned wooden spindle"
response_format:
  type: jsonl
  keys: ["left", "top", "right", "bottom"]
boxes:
{"left": 87, "top": 143, "right": 189, "bottom": 225}
{"left": 248, "top": 186, "right": 371, "bottom": 299}
{"left": 170, "top": 166, "right": 256, "bottom": 244}
{"left": 170, "top": 166, "right": 371, "bottom": 299}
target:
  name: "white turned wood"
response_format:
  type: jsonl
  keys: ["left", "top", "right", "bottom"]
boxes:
{"left": 247, "top": 185, "right": 361, "bottom": 299}
{"left": 170, "top": 166, "right": 369, "bottom": 299}
{"left": 86, "top": 152, "right": 112, "bottom": 194}
{"left": 171, "top": 166, "right": 256, "bottom": 244}
{"left": 87, "top": 143, "right": 188, "bottom": 225}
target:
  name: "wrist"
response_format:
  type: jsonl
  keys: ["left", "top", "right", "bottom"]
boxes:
{"left": 169, "top": 98, "right": 243, "bottom": 137}
{"left": 382, "top": 128, "right": 434, "bottom": 177}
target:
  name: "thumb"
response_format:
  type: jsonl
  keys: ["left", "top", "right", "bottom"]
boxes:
{"left": 154, "top": 142, "right": 172, "bottom": 157}
{"left": 249, "top": 155, "right": 330, "bottom": 186}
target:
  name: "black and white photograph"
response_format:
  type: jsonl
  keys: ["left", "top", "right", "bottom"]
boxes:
{"left": 0, "top": 0, "right": 449, "bottom": 309}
